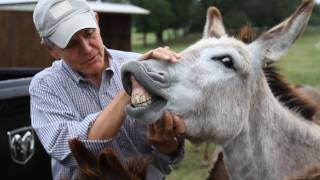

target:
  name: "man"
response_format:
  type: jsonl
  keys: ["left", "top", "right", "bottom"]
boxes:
{"left": 30, "top": 0, "right": 186, "bottom": 179}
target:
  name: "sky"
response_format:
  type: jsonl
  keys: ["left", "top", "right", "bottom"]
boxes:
{"left": 317, "top": 0, "right": 320, "bottom": 4}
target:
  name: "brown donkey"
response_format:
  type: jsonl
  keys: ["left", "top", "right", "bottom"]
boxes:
{"left": 68, "top": 139, "right": 150, "bottom": 180}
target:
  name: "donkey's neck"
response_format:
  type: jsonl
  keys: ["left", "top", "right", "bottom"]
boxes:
{"left": 223, "top": 77, "right": 320, "bottom": 180}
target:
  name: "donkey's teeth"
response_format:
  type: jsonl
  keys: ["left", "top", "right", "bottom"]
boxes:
{"left": 140, "top": 95, "right": 146, "bottom": 103}
{"left": 130, "top": 75, "right": 153, "bottom": 107}
{"left": 131, "top": 95, "right": 153, "bottom": 107}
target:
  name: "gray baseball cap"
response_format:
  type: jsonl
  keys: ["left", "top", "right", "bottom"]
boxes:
{"left": 33, "top": 0, "right": 98, "bottom": 48}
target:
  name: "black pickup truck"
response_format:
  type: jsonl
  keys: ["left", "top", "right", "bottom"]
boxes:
{"left": 0, "top": 68, "right": 52, "bottom": 179}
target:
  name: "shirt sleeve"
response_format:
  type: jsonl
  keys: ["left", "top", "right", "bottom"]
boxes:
{"left": 149, "top": 137, "right": 185, "bottom": 175}
{"left": 29, "top": 79, "right": 119, "bottom": 166}
{"left": 123, "top": 116, "right": 185, "bottom": 176}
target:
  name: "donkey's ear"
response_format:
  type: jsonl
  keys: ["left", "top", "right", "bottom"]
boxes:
{"left": 203, "top": 7, "right": 226, "bottom": 38}
{"left": 68, "top": 139, "right": 99, "bottom": 178}
{"left": 250, "top": 0, "right": 315, "bottom": 64}
{"left": 98, "top": 148, "right": 132, "bottom": 180}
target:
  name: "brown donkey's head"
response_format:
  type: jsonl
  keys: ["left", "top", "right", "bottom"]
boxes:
{"left": 68, "top": 139, "right": 150, "bottom": 180}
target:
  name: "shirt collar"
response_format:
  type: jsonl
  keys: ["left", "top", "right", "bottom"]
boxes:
{"left": 62, "top": 47, "right": 115, "bottom": 84}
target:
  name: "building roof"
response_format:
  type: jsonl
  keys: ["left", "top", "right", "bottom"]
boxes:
{"left": 0, "top": 0, "right": 149, "bottom": 14}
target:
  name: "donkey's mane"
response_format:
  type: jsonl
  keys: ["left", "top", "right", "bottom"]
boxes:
{"left": 263, "top": 62, "right": 318, "bottom": 121}
{"left": 237, "top": 25, "right": 318, "bottom": 121}
{"left": 238, "top": 25, "right": 257, "bottom": 44}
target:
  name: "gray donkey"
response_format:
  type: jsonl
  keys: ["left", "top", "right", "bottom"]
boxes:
{"left": 121, "top": 0, "right": 320, "bottom": 179}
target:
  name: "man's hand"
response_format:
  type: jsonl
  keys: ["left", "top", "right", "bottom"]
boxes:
{"left": 147, "top": 111, "right": 186, "bottom": 155}
{"left": 139, "top": 46, "right": 181, "bottom": 63}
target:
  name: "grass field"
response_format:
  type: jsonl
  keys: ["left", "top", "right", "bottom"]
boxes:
{"left": 131, "top": 28, "right": 320, "bottom": 180}
{"left": 278, "top": 28, "right": 320, "bottom": 89}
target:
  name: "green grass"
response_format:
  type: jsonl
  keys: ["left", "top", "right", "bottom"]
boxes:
{"left": 167, "top": 141, "right": 217, "bottom": 180}
{"left": 278, "top": 28, "right": 320, "bottom": 89}
{"left": 131, "top": 28, "right": 320, "bottom": 179}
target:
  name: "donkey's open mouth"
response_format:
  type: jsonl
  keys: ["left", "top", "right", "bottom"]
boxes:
{"left": 121, "top": 61, "right": 168, "bottom": 123}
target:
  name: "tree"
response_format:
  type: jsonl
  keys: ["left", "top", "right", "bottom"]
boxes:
{"left": 131, "top": 0, "right": 174, "bottom": 44}
{"left": 241, "top": 0, "right": 301, "bottom": 28}
{"left": 188, "top": 0, "right": 304, "bottom": 33}
{"left": 310, "top": 4, "right": 320, "bottom": 25}
{"left": 168, "top": 0, "right": 194, "bottom": 37}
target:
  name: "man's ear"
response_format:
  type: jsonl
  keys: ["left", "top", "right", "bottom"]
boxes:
{"left": 41, "top": 41, "right": 61, "bottom": 60}
{"left": 93, "top": 12, "right": 101, "bottom": 33}
{"left": 94, "top": 12, "right": 99, "bottom": 24}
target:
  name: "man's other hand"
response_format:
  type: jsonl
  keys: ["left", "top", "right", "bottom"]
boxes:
{"left": 139, "top": 46, "right": 181, "bottom": 63}
{"left": 147, "top": 111, "right": 186, "bottom": 155}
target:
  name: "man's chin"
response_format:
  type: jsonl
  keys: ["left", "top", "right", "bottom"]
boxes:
{"left": 83, "top": 61, "right": 105, "bottom": 75}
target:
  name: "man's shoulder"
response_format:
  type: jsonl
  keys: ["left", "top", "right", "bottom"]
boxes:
{"left": 30, "top": 60, "right": 65, "bottom": 89}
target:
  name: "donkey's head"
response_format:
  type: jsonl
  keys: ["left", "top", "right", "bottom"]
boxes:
{"left": 121, "top": 0, "right": 315, "bottom": 144}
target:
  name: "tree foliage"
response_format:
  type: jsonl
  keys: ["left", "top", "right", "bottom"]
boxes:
{"left": 131, "top": 0, "right": 174, "bottom": 43}
{"left": 169, "top": 0, "right": 194, "bottom": 35}
{"left": 195, "top": 0, "right": 303, "bottom": 29}
{"left": 310, "top": 4, "right": 320, "bottom": 25}
{"left": 128, "top": 0, "right": 320, "bottom": 43}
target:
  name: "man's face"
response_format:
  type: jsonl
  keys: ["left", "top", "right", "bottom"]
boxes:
{"left": 51, "top": 28, "right": 106, "bottom": 78}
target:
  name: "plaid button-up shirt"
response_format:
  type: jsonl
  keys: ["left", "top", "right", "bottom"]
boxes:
{"left": 30, "top": 49, "right": 183, "bottom": 180}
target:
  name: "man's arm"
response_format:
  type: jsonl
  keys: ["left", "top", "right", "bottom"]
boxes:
{"left": 88, "top": 90, "right": 129, "bottom": 139}
{"left": 30, "top": 79, "right": 127, "bottom": 166}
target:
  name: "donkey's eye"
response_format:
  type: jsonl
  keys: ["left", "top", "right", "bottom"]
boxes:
{"left": 211, "top": 55, "right": 234, "bottom": 70}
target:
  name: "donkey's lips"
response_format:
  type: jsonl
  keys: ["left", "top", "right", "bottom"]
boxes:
{"left": 121, "top": 60, "right": 169, "bottom": 123}
{"left": 125, "top": 72, "right": 167, "bottom": 124}
{"left": 126, "top": 74, "right": 167, "bottom": 122}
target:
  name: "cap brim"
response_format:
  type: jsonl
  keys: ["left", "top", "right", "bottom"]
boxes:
{"left": 49, "top": 12, "right": 98, "bottom": 49}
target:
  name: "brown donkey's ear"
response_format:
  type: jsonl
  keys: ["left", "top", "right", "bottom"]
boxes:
{"left": 203, "top": 6, "right": 226, "bottom": 39}
{"left": 68, "top": 139, "right": 99, "bottom": 179}
{"left": 98, "top": 148, "right": 134, "bottom": 180}
{"left": 127, "top": 156, "right": 151, "bottom": 180}
{"left": 250, "top": 0, "right": 315, "bottom": 63}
